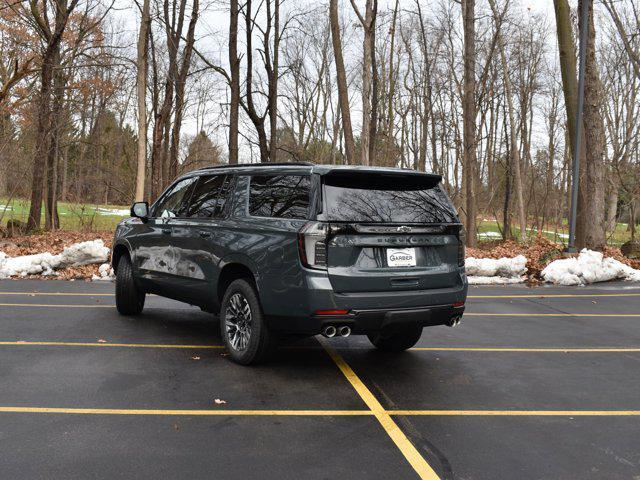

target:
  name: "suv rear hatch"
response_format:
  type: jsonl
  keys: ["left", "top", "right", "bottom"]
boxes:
{"left": 317, "top": 170, "right": 463, "bottom": 293}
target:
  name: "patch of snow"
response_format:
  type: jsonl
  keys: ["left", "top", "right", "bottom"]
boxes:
{"left": 466, "top": 255, "right": 527, "bottom": 278}
{"left": 542, "top": 249, "right": 640, "bottom": 285}
{"left": 0, "top": 239, "right": 109, "bottom": 279}
{"left": 92, "top": 263, "right": 115, "bottom": 281}
{"left": 478, "top": 231, "right": 502, "bottom": 239}
{"left": 95, "top": 207, "right": 130, "bottom": 216}
{"left": 465, "top": 255, "right": 528, "bottom": 285}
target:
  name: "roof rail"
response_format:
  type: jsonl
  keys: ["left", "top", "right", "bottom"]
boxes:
{"left": 198, "top": 161, "right": 315, "bottom": 171}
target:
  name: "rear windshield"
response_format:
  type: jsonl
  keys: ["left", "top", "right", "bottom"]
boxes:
{"left": 322, "top": 175, "right": 457, "bottom": 223}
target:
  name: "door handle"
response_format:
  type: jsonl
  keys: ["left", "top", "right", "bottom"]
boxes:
{"left": 161, "top": 228, "right": 171, "bottom": 235}
{"left": 198, "top": 230, "right": 211, "bottom": 238}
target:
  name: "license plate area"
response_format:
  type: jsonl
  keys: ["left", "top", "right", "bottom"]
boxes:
{"left": 386, "top": 248, "right": 417, "bottom": 267}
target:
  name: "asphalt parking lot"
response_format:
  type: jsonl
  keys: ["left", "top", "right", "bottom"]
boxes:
{"left": 1, "top": 279, "right": 640, "bottom": 479}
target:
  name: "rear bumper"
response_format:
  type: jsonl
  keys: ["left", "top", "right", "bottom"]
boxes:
{"left": 265, "top": 270, "right": 467, "bottom": 334}
{"left": 268, "top": 303, "right": 465, "bottom": 335}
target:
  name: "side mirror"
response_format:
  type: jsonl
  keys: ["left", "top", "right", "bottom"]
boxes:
{"left": 131, "top": 202, "right": 149, "bottom": 220}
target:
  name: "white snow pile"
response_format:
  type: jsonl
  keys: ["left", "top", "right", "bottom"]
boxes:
{"left": 92, "top": 263, "right": 115, "bottom": 281}
{"left": 0, "top": 239, "right": 110, "bottom": 279}
{"left": 542, "top": 249, "right": 640, "bottom": 286}
{"left": 478, "top": 231, "right": 502, "bottom": 240}
{"left": 95, "top": 207, "right": 130, "bottom": 216}
{"left": 465, "top": 255, "right": 528, "bottom": 284}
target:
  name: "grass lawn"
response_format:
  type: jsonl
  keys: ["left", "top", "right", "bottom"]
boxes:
{"left": 0, "top": 197, "right": 129, "bottom": 231}
{"left": 478, "top": 219, "right": 632, "bottom": 246}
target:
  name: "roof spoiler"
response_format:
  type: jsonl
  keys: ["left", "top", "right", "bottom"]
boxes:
{"left": 321, "top": 169, "right": 442, "bottom": 189}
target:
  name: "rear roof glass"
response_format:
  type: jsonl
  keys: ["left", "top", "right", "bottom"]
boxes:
{"left": 248, "top": 174, "right": 310, "bottom": 219}
{"left": 322, "top": 175, "right": 457, "bottom": 224}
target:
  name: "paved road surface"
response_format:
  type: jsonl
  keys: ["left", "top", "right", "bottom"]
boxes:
{"left": 0, "top": 279, "right": 639, "bottom": 479}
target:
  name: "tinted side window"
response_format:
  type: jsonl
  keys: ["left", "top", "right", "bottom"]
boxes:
{"left": 152, "top": 177, "right": 196, "bottom": 218}
{"left": 248, "top": 175, "right": 310, "bottom": 219}
{"left": 186, "top": 175, "right": 230, "bottom": 218}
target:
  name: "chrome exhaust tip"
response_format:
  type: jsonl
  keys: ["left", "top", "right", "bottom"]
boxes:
{"left": 322, "top": 325, "right": 337, "bottom": 338}
{"left": 447, "top": 316, "right": 461, "bottom": 327}
{"left": 338, "top": 326, "right": 351, "bottom": 337}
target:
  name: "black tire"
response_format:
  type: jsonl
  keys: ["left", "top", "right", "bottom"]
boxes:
{"left": 220, "top": 279, "right": 277, "bottom": 365}
{"left": 367, "top": 326, "right": 423, "bottom": 352}
{"left": 115, "top": 254, "right": 145, "bottom": 315}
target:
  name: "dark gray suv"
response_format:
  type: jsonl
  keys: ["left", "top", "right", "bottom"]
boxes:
{"left": 112, "top": 163, "right": 467, "bottom": 364}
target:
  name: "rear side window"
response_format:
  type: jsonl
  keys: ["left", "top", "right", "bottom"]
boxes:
{"left": 322, "top": 175, "right": 457, "bottom": 223}
{"left": 152, "top": 177, "right": 197, "bottom": 218}
{"left": 186, "top": 174, "right": 231, "bottom": 218}
{"left": 248, "top": 175, "right": 310, "bottom": 219}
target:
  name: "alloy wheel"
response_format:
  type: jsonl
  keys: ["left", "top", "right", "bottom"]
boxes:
{"left": 225, "top": 292, "right": 252, "bottom": 351}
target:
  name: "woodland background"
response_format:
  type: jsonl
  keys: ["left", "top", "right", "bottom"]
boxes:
{"left": 0, "top": 0, "right": 639, "bottom": 250}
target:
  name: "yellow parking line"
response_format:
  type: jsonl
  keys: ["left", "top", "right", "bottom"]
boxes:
{"left": 0, "top": 303, "right": 113, "bottom": 308}
{"left": 0, "top": 341, "right": 223, "bottom": 349}
{"left": 320, "top": 338, "right": 441, "bottom": 480}
{"left": 465, "top": 312, "right": 640, "bottom": 317}
{"left": 0, "top": 292, "right": 113, "bottom": 296}
{"left": 0, "top": 406, "right": 372, "bottom": 416}
{"left": 468, "top": 293, "right": 640, "bottom": 299}
{"left": 409, "top": 347, "right": 640, "bottom": 352}
{"left": 2, "top": 406, "right": 637, "bottom": 417}
{"left": 391, "top": 410, "right": 640, "bottom": 416}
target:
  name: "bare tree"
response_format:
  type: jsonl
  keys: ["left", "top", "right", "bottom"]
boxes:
{"left": 461, "top": 0, "right": 477, "bottom": 246}
{"left": 228, "top": 0, "right": 240, "bottom": 164}
{"left": 601, "top": 0, "right": 640, "bottom": 80}
{"left": 135, "top": 0, "right": 151, "bottom": 201}
{"left": 579, "top": 0, "right": 606, "bottom": 249}
{"left": 22, "top": 0, "right": 81, "bottom": 230}
{"left": 488, "top": 0, "right": 527, "bottom": 240}
{"left": 329, "top": 0, "right": 356, "bottom": 164}
{"left": 350, "top": 0, "right": 378, "bottom": 166}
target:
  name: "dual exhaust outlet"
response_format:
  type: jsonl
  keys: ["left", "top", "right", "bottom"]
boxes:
{"left": 447, "top": 315, "right": 462, "bottom": 327}
{"left": 322, "top": 325, "right": 351, "bottom": 338}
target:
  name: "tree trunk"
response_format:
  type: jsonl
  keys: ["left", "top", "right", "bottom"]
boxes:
{"left": 228, "top": 0, "right": 240, "bottom": 164}
{"left": 27, "top": 38, "right": 61, "bottom": 229}
{"left": 606, "top": 183, "right": 618, "bottom": 233}
{"left": 579, "top": 0, "right": 607, "bottom": 249}
{"left": 45, "top": 48, "right": 65, "bottom": 231}
{"left": 502, "top": 104, "right": 512, "bottom": 240}
{"left": 135, "top": 0, "right": 150, "bottom": 201}
{"left": 268, "top": 0, "right": 280, "bottom": 162}
{"left": 553, "top": 0, "right": 589, "bottom": 245}
{"left": 462, "top": 0, "right": 477, "bottom": 246}
{"left": 329, "top": 0, "right": 356, "bottom": 165}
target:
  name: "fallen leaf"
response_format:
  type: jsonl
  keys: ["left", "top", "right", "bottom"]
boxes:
{"left": 214, "top": 399, "right": 227, "bottom": 405}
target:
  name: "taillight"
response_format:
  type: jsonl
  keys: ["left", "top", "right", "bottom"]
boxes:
{"left": 458, "top": 227, "right": 466, "bottom": 267}
{"left": 298, "top": 222, "right": 328, "bottom": 270}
